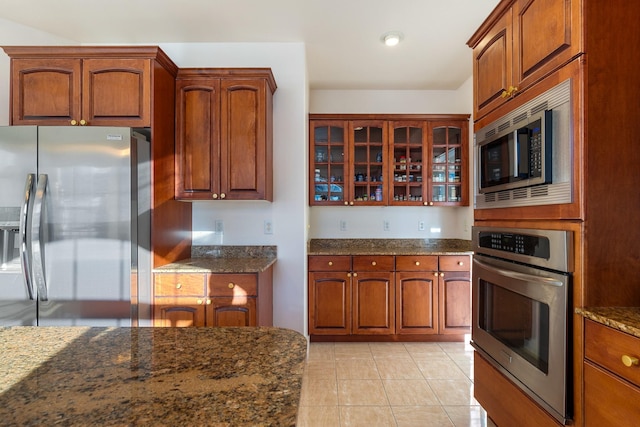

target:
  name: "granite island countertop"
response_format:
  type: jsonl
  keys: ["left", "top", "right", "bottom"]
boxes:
{"left": 576, "top": 307, "right": 640, "bottom": 338}
{"left": 308, "top": 238, "right": 473, "bottom": 256}
{"left": 0, "top": 326, "right": 307, "bottom": 426}
{"left": 154, "top": 245, "right": 277, "bottom": 274}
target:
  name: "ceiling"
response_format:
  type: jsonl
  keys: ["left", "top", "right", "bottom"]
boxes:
{"left": 0, "top": 0, "right": 500, "bottom": 90}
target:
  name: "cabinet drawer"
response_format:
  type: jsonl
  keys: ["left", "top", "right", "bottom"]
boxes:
{"left": 209, "top": 274, "right": 258, "bottom": 297}
{"left": 585, "top": 362, "right": 640, "bottom": 427}
{"left": 353, "top": 255, "right": 394, "bottom": 271}
{"left": 585, "top": 320, "right": 640, "bottom": 388}
{"left": 155, "top": 274, "right": 206, "bottom": 296}
{"left": 395, "top": 255, "right": 438, "bottom": 271}
{"left": 439, "top": 255, "right": 471, "bottom": 272}
{"left": 308, "top": 255, "right": 351, "bottom": 271}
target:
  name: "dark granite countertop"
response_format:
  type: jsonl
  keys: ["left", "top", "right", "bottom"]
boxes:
{"left": 576, "top": 307, "right": 640, "bottom": 339}
{"left": 308, "top": 238, "right": 473, "bottom": 256}
{"left": 0, "top": 326, "right": 306, "bottom": 426}
{"left": 154, "top": 245, "right": 277, "bottom": 273}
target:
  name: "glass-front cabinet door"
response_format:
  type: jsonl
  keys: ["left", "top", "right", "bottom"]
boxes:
{"left": 350, "top": 120, "right": 387, "bottom": 206}
{"left": 429, "top": 121, "right": 468, "bottom": 205}
{"left": 390, "top": 121, "right": 427, "bottom": 205}
{"left": 310, "top": 120, "right": 348, "bottom": 205}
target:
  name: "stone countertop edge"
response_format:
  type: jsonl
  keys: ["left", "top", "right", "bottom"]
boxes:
{"left": 576, "top": 307, "right": 640, "bottom": 338}
{"left": 308, "top": 238, "right": 473, "bottom": 256}
{"left": 154, "top": 245, "right": 277, "bottom": 273}
{"left": 0, "top": 326, "right": 307, "bottom": 426}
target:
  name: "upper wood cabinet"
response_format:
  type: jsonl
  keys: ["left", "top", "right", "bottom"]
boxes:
{"left": 467, "top": 0, "right": 582, "bottom": 120}
{"left": 175, "top": 69, "right": 276, "bottom": 201}
{"left": 310, "top": 114, "right": 469, "bottom": 207}
{"left": 3, "top": 46, "right": 166, "bottom": 127}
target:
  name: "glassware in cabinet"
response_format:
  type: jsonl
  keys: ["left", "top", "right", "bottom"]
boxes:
{"left": 311, "top": 121, "right": 347, "bottom": 204}
{"left": 390, "top": 121, "right": 426, "bottom": 205}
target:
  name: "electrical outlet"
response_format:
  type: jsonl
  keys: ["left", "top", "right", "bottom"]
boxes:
{"left": 418, "top": 221, "right": 425, "bottom": 231}
{"left": 264, "top": 220, "right": 273, "bottom": 235}
{"left": 214, "top": 219, "right": 224, "bottom": 233}
{"left": 383, "top": 220, "right": 390, "bottom": 231}
{"left": 339, "top": 220, "right": 347, "bottom": 232}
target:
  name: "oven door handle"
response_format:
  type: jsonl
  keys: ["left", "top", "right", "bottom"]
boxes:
{"left": 473, "top": 258, "right": 565, "bottom": 288}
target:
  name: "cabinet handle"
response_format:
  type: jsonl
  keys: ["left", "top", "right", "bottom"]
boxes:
{"left": 197, "top": 299, "right": 203, "bottom": 305}
{"left": 415, "top": 261, "right": 420, "bottom": 266}
{"left": 328, "top": 261, "right": 333, "bottom": 266}
{"left": 220, "top": 193, "right": 226, "bottom": 199}
{"left": 212, "top": 193, "right": 218, "bottom": 199}
{"left": 79, "top": 119, "right": 87, "bottom": 126}
{"left": 228, "top": 283, "right": 235, "bottom": 289}
{"left": 371, "top": 261, "right": 377, "bottom": 266}
{"left": 622, "top": 355, "right": 639, "bottom": 367}
{"left": 175, "top": 283, "right": 182, "bottom": 289}
{"left": 458, "top": 261, "right": 464, "bottom": 266}
{"left": 501, "top": 86, "right": 519, "bottom": 98}
{"left": 500, "top": 90, "right": 509, "bottom": 98}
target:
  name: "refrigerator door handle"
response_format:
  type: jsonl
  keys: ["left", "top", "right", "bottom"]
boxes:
{"left": 32, "top": 174, "right": 48, "bottom": 302}
{"left": 20, "top": 173, "right": 36, "bottom": 300}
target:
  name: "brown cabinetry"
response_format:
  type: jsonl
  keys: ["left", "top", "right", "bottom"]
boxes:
{"left": 310, "top": 114, "right": 469, "bottom": 207}
{"left": 5, "top": 48, "right": 157, "bottom": 126}
{"left": 153, "top": 269, "right": 272, "bottom": 327}
{"left": 584, "top": 320, "right": 640, "bottom": 426}
{"left": 175, "top": 69, "right": 276, "bottom": 201}
{"left": 468, "top": 0, "right": 582, "bottom": 120}
{"left": 308, "top": 253, "right": 471, "bottom": 340}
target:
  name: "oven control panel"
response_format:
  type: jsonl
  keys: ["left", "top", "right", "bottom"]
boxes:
{"left": 478, "top": 231, "right": 550, "bottom": 259}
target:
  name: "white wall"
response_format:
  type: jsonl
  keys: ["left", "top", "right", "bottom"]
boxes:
{"left": 308, "top": 81, "right": 475, "bottom": 239}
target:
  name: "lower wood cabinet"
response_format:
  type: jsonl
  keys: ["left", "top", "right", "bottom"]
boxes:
{"left": 308, "top": 254, "right": 470, "bottom": 340}
{"left": 584, "top": 319, "right": 640, "bottom": 426}
{"left": 153, "top": 269, "right": 272, "bottom": 327}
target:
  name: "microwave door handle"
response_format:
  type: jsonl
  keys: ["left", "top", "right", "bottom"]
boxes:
{"left": 474, "top": 258, "right": 564, "bottom": 288}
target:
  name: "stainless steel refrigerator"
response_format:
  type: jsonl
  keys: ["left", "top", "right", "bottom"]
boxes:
{"left": 0, "top": 126, "right": 151, "bottom": 326}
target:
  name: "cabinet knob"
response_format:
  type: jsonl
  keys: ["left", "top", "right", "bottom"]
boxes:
{"left": 220, "top": 193, "right": 226, "bottom": 199}
{"left": 500, "top": 90, "right": 509, "bottom": 98}
{"left": 622, "top": 355, "right": 639, "bottom": 367}
{"left": 434, "top": 272, "right": 438, "bottom": 277}
{"left": 212, "top": 193, "right": 218, "bottom": 199}
{"left": 353, "top": 272, "right": 358, "bottom": 277}
{"left": 371, "top": 261, "right": 377, "bottom": 266}
{"left": 70, "top": 119, "right": 77, "bottom": 126}
{"left": 347, "top": 273, "right": 351, "bottom": 277}
{"left": 344, "top": 201, "right": 349, "bottom": 206}
{"left": 197, "top": 299, "right": 203, "bottom": 305}
{"left": 328, "top": 261, "right": 333, "bottom": 266}
{"left": 206, "top": 299, "right": 212, "bottom": 305}
{"left": 228, "top": 283, "right": 235, "bottom": 289}
{"left": 423, "top": 202, "right": 429, "bottom": 206}
{"left": 175, "top": 283, "right": 182, "bottom": 289}
{"left": 429, "top": 202, "right": 434, "bottom": 206}
{"left": 79, "top": 119, "right": 87, "bottom": 126}
{"left": 349, "top": 201, "right": 354, "bottom": 206}
{"left": 458, "top": 261, "right": 464, "bottom": 266}
{"left": 415, "top": 261, "right": 420, "bottom": 266}
{"left": 440, "top": 272, "right": 445, "bottom": 277}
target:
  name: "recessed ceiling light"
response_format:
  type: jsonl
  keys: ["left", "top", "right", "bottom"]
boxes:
{"left": 381, "top": 31, "right": 403, "bottom": 47}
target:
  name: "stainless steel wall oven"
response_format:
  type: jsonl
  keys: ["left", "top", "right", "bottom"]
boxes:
{"left": 471, "top": 226, "right": 573, "bottom": 424}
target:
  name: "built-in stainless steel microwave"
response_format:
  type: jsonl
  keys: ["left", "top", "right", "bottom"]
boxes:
{"left": 474, "top": 79, "right": 573, "bottom": 210}
{"left": 477, "top": 109, "right": 552, "bottom": 194}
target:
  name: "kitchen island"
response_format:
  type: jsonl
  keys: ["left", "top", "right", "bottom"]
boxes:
{"left": 0, "top": 326, "right": 307, "bottom": 426}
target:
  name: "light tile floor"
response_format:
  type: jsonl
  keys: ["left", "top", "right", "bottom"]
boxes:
{"left": 297, "top": 340, "right": 491, "bottom": 427}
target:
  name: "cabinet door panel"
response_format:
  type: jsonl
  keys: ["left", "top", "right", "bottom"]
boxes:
{"left": 585, "top": 362, "right": 640, "bottom": 427}
{"left": 439, "top": 271, "right": 471, "bottom": 334}
{"left": 308, "top": 272, "right": 351, "bottom": 335}
{"left": 175, "top": 80, "right": 220, "bottom": 198}
{"left": 221, "top": 79, "right": 267, "bottom": 199}
{"left": 396, "top": 272, "right": 437, "bottom": 334}
{"left": 208, "top": 297, "right": 257, "bottom": 327}
{"left": 82, "top": 58, "right": 150, "bottom": 126}
{"left": 353, "top": 272, "right": 394, "bottom": 334}
{"left": 11, "top": 58, "right": 82, "bottom": 125}
{"left": 154, "top": 303, "right": 205, "bottom": 327}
